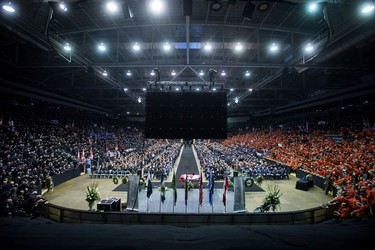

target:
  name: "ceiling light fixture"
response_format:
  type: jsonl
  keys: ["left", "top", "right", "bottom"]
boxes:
{"left": 245, "top": 70, "right": 251, "bottom": 77}
{"left": 163, "top": 42, "right": 171, "bottom": 51}
{"left": 307, "top": 3, "right": 318, "bottom": 13}
{"left": 199, "top": 70, "right": 204, "bottom": 76}
{"left": 361, "top": 3, "right": 374, "bottom": 14}
{"left": 258, "top": 2, "right": 270, "bottom": 12}
{"left": 234, "top": 43, "right": 243, "bottom": 51}
{"left": 59, "top": 2, "right": 68, "bottom": 12}
{"left": 132, "top": 42, "right": 140, "bottom": 51}
{"left": 304, "top": 43, "right": 314, "bottom": 53}
{"left": 63, "top": 43, "right": 71, "bottom": 52}
{"left": 204, "top": 43, "right": 212, "bottom": 51}
{"left": 171, "top": 70, "right": 176, "bottom": 76}
{"left": 210, "top": 1, "right": 223, "bottom": 11}
{"left": 269, "top": 43, "right": 279, "bottom": 53}
{"left": 2, "top": 2, "right": 15, "bottom": 13}
{"left": 98, "top": 42, "right": 106, "bottom": 51}
{"left": 126, "top": 70, "right": 132, "bottom": 76}
{"left": 106, "top": 1, "right": 119, "bottom": 13}
{"left": 102, "top": 70, "right": 108, "bottom": 76}
{"left": 149, "top": 0, "right": 165, "bottom": 15}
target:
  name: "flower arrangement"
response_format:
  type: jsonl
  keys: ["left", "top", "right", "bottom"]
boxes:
{"left": 263, "top": 183, "right": 283, "bottom": 212}
{"left": 256, "top": 175, "right": 265, "bottom": 187}
{"left": 187, "top": 181, "right": 196, "bottom": 190}
{"left": 85, "top": 181, "right": 101, "bottom": 202}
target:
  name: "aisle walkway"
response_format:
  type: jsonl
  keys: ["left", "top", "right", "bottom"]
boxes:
{"left": 175, "top": 145, "right": 200, "bottom": 188}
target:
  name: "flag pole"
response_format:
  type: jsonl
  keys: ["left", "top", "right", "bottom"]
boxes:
{"left": 147, "top": 197, "right": 149, "bottom": 213}
{"left": 185, "top": 171, "right": 188, "bottom": 214}
{"left": 159, "top": 193, "right": 162, "bottom": 213}
{"left": 224, "top": 190, "right": 227, "bottom": 213}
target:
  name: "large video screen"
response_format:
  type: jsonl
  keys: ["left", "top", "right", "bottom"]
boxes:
{"left": 145, "top": 92, "right": 227, "bottom": 139}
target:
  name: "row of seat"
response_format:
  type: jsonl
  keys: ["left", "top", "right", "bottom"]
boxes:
{"left": 89, "top": 169, "right": 132, "bottom": 179}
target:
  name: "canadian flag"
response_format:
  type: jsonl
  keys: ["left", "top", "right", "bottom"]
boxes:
{"left": 115, "top": 144, "right": 119, "bottom": 152}
{"left": 81, "top": 149, "right": 85, "bottom": 162}
{"left": 89, "top": 148, "right": 93, "bottom": 160}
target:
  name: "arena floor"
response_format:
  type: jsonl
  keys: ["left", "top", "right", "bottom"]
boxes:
{"left": 42, "top": 173, "right": 330, "bottom": 213}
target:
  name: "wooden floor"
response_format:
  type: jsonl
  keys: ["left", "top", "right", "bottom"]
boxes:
{"left": 42, "top": 172, "right": 332, "bottom": 213}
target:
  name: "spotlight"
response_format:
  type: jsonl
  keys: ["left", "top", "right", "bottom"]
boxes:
{"left": 2, "top": 2, "right": 15, "bottom": 13}
{"left": 106, "top": 1, "right": 119, "bottom": 13}
{"left": 63, "top": 43, "right": 71, "bottom": 52}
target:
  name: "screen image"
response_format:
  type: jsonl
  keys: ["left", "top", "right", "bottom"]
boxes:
{"left": 145, "top": 91, "right": 227, "bottom": 139}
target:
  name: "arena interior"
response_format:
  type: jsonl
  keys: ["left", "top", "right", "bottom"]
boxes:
{"left": 1, "top": 1, "right": 375, "bottom": 249}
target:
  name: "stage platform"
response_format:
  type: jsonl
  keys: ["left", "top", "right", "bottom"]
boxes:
{"left": 43, "top": 173, "right": 331, "bottom": 213}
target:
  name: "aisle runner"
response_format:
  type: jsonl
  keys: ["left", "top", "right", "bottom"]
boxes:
{"left": 175, "top": 145, "right": 200, "bottom": 188}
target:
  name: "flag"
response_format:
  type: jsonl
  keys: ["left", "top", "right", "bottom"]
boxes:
{"left": 89, "top": 148, "right": 93, "bottom": 160}
{"left": 146, "top": 171, "right": 153, "bottom": 199}
{"left": 184, "top": 174, "right": 188, "bottom": 205}
{"left": 160, "top": 174, "right": 166, "bottom": 204}
{"left": 222, "top": 174, "right": 229, "bottom": 207}
{"left": 199, "top": 171, "right": 203, "bottom": 207}
{"left": 171, "top": 170, "right": 177, "bottom": 206}
{"left": 0, "top": 113, "right": 3, "bottom": 126}
{"left": 115, "top": 144, "right": 119, "bottom": 152}
{"left": 105, "top": 144, "right": 109, "bottom": 156}
{"left": 81, "top": 149, "right": 85, "bottom": 162}
{"left": 209, "top": 171, "right": 214, "bottom": 206}
{"left": 77, "top": 150, "right": 80, "bottom": 161}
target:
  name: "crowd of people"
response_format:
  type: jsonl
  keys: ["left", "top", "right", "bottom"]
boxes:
{"left": 194, "top": 140, "right": 289, "bottom": 181}
{"left": 0, "top": 103, "right": 179, "bottom": 216}
{"left": 223, "top": 118, "right": 375, "bottom": 219}
{"left": 1, "top": 98, "right": 374, "bottom": 220}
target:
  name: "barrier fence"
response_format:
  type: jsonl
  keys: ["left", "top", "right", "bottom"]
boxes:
{"left": 41, "top": 202, "right": 333, "bottom": 227}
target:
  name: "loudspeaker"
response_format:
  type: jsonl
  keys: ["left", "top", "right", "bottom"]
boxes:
{"left": 295, "top": 180, "right": 309, "bottom": 191}
{"left": 183, "top": 0, "right": 192, "bottom": 16}
{"left": 242, "top": 2, "right": 255, "bottom": 20}
{"left": 122, "top": 2, "right": 134, "bottom": 20}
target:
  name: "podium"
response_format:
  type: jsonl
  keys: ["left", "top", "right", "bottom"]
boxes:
{"left": 97, "top": 197, "right": 121, "bottom": 211}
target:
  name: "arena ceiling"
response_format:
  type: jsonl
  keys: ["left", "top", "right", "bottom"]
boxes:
{"left": 0, "top": 0, "right": 374, "bottom": 118}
